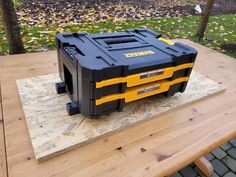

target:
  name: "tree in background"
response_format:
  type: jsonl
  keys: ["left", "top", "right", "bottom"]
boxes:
{"left": 196, "top": 0, "right": 215, "bottom": 39}
{"left": 0, "top": 0, "right": 25, "bottom": 54}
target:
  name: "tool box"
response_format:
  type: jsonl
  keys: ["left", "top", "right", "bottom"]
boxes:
{"left": 55, "top": 29, "right": 197, "bottom": 118}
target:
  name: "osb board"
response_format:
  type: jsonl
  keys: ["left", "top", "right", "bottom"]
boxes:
{"left": 16, "top": 71, "right": 225, "bottom": 162}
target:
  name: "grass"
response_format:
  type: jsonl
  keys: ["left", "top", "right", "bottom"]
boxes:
{"left": 0, "top": 14, "right": 235, "bottom": 58}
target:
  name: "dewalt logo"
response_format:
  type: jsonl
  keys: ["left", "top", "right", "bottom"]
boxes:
{"left": 124, "top": 50, "right": 155, "bottom": 58}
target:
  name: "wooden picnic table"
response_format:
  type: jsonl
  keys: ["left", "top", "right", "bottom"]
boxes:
{"left": 0, "top": 39, "right": 235, "bottom": 177}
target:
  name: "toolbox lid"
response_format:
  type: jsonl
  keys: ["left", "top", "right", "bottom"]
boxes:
{"left": 56, "top": 29, "right": 197, "bottom": 71}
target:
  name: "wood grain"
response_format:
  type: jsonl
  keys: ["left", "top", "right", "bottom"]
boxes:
{"left": 16, "top": 71, "right": 225, "bottom": 162}
{"left": 194, "top": 157, "right": 214, "bottom": 177}
{"left": 0, "top": 83, "right": 7, "bottom": 177}
{"left": 0, "top": 39, "right": 236, "bottom": 177}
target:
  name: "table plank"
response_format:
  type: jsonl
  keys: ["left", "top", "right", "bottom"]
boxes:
{"left": 0, "top": 51, "right": 57, "bottom": 81}
{"left": 0, "top": 40, "right": 236, "bottom": 177}
{"left": 0, "top": 83, "right": 7, "bottom": 177}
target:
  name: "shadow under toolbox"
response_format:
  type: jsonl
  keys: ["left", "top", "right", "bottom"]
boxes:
{"left": 56, "top": 29, "right": 197, "bottom": 118}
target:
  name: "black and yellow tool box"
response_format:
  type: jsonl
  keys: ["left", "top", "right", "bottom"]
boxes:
{"left": 55, "top": 29, "right": 197, "bottom": 118}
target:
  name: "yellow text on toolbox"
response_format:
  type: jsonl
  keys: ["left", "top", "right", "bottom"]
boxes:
{"left": 124, "top": 50, "right": 155, "bottom": 58}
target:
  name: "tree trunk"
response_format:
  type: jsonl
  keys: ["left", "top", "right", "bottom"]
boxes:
{"left": 0, "top": 0, "right": 25, "bottom": 54}
{"left": 196, "top": 0, "right": 215, "bottom": 39}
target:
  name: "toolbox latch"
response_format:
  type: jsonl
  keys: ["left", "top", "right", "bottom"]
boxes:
{"left": 64, "top": 46, "right": 84, "bottom": 60}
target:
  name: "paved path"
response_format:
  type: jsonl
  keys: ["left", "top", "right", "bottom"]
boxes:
{"left": 171, "top": 138, "right": 236, "bottom": 177}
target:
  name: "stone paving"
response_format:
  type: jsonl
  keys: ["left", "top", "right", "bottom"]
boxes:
{"left": 170, "top": 138, "right": 236, "bottom": 177}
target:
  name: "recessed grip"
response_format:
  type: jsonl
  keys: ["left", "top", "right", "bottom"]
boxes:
{"left": 103, "top": 37, "right": 137, "bottom": 45}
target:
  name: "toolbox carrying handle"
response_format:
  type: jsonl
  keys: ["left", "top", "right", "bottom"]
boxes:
{"left": 95, "top": 36, "right": 144, "bottom": 48}
{"left": 103, "top": 37, "right": 138, "bottom": 45}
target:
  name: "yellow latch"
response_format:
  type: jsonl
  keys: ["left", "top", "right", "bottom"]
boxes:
{"left": 158, "top": 37, "right": 175, "bottom": 45}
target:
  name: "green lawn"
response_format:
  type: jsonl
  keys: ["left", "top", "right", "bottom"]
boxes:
{"left": 0, "top": 14, "right": 235, "bottom": 58}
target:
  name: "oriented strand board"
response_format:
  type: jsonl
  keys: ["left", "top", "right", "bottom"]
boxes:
{"left": 16, "top": 71, "right": 225, "bottom": 162}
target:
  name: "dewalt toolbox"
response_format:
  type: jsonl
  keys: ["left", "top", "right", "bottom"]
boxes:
{"left": 55, "top": 29, "right": 197, "bottom": 118}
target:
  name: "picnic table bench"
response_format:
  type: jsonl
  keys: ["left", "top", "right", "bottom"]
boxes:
{"left": 0, "top": 39, "right": 236, "bottom": 177}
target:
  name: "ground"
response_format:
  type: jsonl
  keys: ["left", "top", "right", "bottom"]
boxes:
{"left": 15, "top": 0, "right": 236, "bottom": 26}
{"left": 0, "top": 15, "right": 236, "bottom": 57}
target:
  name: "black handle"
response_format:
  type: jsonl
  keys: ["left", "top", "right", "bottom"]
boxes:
{"left": 103, "top": 37, "right": 137, "bottom": 45}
